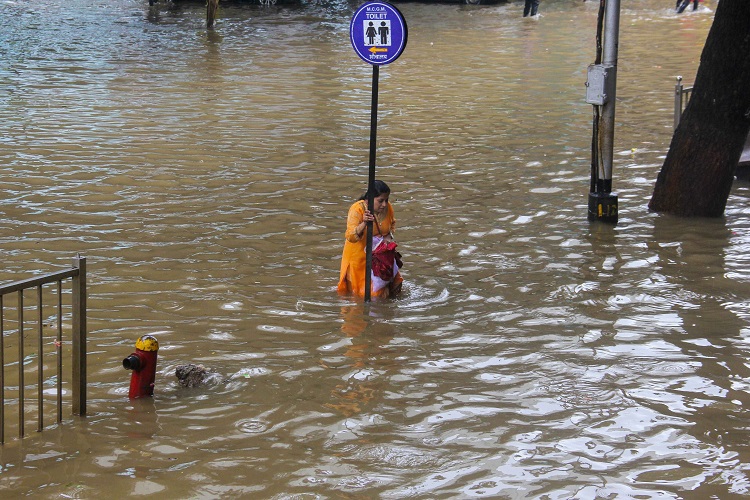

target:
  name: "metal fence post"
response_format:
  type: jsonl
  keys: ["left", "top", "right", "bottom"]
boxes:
{"left": 71, "top": 255, "right": 87, "bottom": 416}
{"left": 0, "top": 295, "right": 4, "bottom": 444}
{"left": 18, "top": 290, "right": 24, "bottom": 437}
{"left": 37, "top": 285, "right": 43, "bottom": 432}
{"left": 674, "top": 76, "right": 684, "bottom": 129}
{"left": 56, "top": 280, "right": 63, "bottom": 423}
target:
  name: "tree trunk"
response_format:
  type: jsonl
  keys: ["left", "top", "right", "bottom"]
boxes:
{"left": 648, "top": 0, "right": 750, "bottom": 217}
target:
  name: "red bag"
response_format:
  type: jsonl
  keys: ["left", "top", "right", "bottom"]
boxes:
{"left": 372, "top": 239, "right": 399, "bottom": 281}
{"left": 370, "top": 217, "right": 403, "bottom": 282}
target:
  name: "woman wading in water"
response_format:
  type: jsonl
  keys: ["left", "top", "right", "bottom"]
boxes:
{"left": 337, "top": 180, "right": 403, "bottom": 298}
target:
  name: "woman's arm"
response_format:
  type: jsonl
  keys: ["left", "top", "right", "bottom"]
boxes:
{"left": 345, "top": 202, "right": 367, "bottom": 242}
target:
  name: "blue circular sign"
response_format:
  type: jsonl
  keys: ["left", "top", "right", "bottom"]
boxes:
{"left": 350, "top": 1, "right": 408, "bottom": 66}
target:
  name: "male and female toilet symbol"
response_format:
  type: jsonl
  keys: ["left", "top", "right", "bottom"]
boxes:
{"left": 350, "top": 1, "right": 408, "bottom": 66}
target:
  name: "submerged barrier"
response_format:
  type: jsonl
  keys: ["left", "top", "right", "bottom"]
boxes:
{"left": 674, "top": 76, "right": 693, "bottom": 129}
{"left": 674, "top": 75, "right": 750, "bottom": 171}
{"left": 0, "top": 255, "right": 87, "bottom": 444}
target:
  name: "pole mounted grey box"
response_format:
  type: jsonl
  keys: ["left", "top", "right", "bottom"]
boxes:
{"left": 585, "top": 64, "right": 615, "bottom": 106}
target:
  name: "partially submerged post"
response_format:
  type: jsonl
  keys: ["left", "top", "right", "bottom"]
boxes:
{"left": 586, "top": 0, "right": 620, "bottom": 224}
{"left": 364, "top": 67, "right": 379, "bottom": 301}
{"left": 72, "top": 254, "right": 87, "bottom": 415}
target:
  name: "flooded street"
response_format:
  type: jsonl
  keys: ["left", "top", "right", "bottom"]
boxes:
{"left": 2, "top": 0, "right": 750, "bottom": 497}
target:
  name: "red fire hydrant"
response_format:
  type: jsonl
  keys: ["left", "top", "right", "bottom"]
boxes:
{"left": 123, "top": 335, "right": 159, "bottom": 399}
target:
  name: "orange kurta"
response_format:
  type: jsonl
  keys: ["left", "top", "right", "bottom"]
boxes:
{"left": 337, "top": 200, "right": 403, "bottom": 298}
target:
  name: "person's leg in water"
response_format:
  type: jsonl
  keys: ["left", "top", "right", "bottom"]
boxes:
{"left": 523, "top": 0, "right": 539, "bottom": 17}
{"left": 676, "top": 0, "right": 694, "bottom": 13}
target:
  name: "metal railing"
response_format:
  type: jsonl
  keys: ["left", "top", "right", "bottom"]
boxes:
{"left": 0, "top": 255, "right": 87, "bottom": 443}
{"left": 674, "top": 75, "right": 693, "bottom": 129}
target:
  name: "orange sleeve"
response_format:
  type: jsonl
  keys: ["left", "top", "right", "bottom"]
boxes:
{"left": 345, "top": 201, "right": 366, "bottom": 243}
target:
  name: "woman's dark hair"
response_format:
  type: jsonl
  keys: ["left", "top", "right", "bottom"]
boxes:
{"left": 359, "top": 180, "right": 390, "bottom": 201}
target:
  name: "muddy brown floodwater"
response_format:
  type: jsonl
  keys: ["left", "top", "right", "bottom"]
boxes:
{"left": 2, "top": 0, "right": 749, "bottom": 497}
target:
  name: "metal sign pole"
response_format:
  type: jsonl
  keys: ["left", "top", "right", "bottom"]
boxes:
{"left": 364, "top": 64, "right": 380, "bottom": 302}
{"left": 350, "top": 1, "right": 407, "bottom": 301}
{"left": 600, "top": 0, "right": 620, "bottom": 193}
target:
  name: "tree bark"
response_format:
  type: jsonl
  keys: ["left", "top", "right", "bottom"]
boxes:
{"left": 648, "top": 0, "right": 750, "bottom": 217}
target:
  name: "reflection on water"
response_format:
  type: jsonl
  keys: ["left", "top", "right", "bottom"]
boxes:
{"left": 323, "top": 304, "right": 397, "bottom": 417}
{"left": 2, "top": 0, "right": 750, "bottom": 497}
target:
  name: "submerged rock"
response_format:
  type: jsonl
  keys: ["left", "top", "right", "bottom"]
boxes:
{"left": 175, "top": 364, "right": 226, "bottom": 388}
